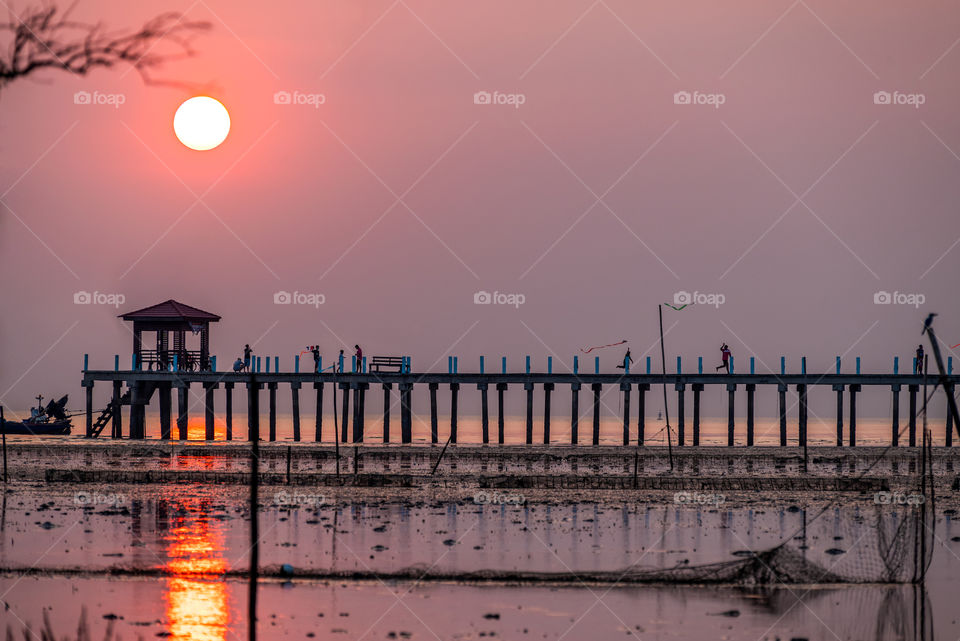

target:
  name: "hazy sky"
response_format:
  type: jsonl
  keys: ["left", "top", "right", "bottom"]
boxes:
{"left": 2, "top": 0, "right": 960, "bottom": 417}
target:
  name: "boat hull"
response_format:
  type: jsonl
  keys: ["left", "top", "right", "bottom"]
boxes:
{"left": 1, "top": 419, "right": 71, "bottom": 435}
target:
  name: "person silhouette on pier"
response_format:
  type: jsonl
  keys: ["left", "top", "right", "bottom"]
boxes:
{"left": 617, "top": 349, "right": 634, "bottom": 370}
{"left": 243, "top": 344, "right": 252, "bottom": 372}
{"left": 916, "top": 344, "right": 925, "bottom": 374}
{"left": 354, "top": 344, "right": 363, "bottom": 371}
{"left": 310, "top": 345, "right": 320, "bottom": 373}
{"left": 233, "top": 357, "right": 244, "bottom": 373}
{"left": 716, "top": 343, "right": 731, "bottom": 373}
{"left": 337, "top": 349, "right": 345, "bottom": 373}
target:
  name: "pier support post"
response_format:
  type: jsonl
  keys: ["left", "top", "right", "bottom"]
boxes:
{"left": 382, "top": 383, "right": 392, "bottom": 443}
{"left": 267, "top": 380, "right": 277, "bottom": 441}
{"left": 778, "top": 384, "right": 788, "bottom": 446}
{"left": 637, "top": 384, "right": 648, "bottom": 445}
{"left": 176, "top": 383, "right": 188, "bottom": 440}
{"left": 891, "top": 384, "right": 901, "bottom": 447}
{"left": 621, "top": 383, "right": 631, "bottom": 445}
{"left": 726, "top": 384, "right": 737, "bottom": 446}
{"left": 544, "top": 383, "right": 554, "bottom": 444}
{"left": 159, "top": 382, "right": 172, "bottom": 440}
{"left": 675, "top": 383, "right": 685, "bottom": 446}
{"left": 112, "top": 381, "right": 123, "bottom": 439}
{"left": 340, "top": 383, "right": 350, "bottom": 444}
{"left": 848, "top": 384, "right": 860, "bottom": 446}
{"left": 591, "top": 383, "right": 602, "bottom": 446}
{"left": 746, "top": 384, "right": 756, "bottom": 447}
{"left": 291, "top": 383, "right": 301, "bottom": 442}
{"left": 450, "top": 383, "right": 460, "bottom": 444}
{"left": 478, "top": 383, "right": 489, "bottom": 444}
{"left": 947, "top": 383, "right": 955, "bottom": 447}
{"left": 798, "top": 384, "right": 808, "bottom": 450}
{"left": 429, "top": 383, "right": 439, "bottom": 444}
{"left": 247, "top": 379, "right": 261, "bottom": 442}
{"left": 400, "top": 383, "right": 413, "bottom": 443}
{"left": 524, "top": 383, "right": 534, "bottom": 445}
{"left": 909, "top": 384, "right": 919, "bottom": 447}
{"left": 225, "top": 382, "right": 234, "bottom": 441}
{"left": 314, "top": 382, "right": 323, "bottom": 442}
{"left": 205, "top": 382, "right": 217, "bottom": 441}
{"left": 84, "top": 381, "right": 93, "bottom": 438}
{"left": 692, "top": 384, "right": 703, "bottom": 446}
{"left": 571, "top": 383, "right": 581, "bottom": 445}
{"left": 351, "top": 384, "right": 363, "bottom": 443}
{"left": 497, "top": 383, "right": 508, "bottom": 444}
{"left": 832, "top": 384, "right": 844, "bottom": 446}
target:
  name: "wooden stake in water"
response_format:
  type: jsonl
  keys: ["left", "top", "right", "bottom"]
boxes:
{"left": 658, "top": 305, "right": 674, "bottom": 471}
{"left": 1, "top": 406, "right": 7, "bottom": 483}
{"left": 247, "top": 372, "right": 260, "bottom": 641}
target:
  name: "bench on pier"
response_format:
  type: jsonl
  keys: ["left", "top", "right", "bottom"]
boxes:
{"left": 370, "top": 356, "right": 404, "bottom": 373}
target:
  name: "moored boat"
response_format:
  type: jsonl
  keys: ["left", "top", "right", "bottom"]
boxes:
{"left": 0, "top": 394, "right": 73, "bottom": 435}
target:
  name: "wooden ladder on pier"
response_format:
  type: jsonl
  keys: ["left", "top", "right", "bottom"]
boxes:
{"left": 89, "top": 391, "right": 130, "bottom": 438}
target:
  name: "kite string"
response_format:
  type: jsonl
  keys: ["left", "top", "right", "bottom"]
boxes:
{"left": 581, "top": 340, "right": 627, "bottom": 354}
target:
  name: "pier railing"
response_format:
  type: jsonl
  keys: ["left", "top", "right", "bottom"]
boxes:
{"left": 81, "top": 355, "right": 960, "bottom": 447}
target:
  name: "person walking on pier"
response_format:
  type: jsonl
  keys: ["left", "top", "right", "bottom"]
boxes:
{"left": 617, "top": 348, "right": 634, "bottom": 370}
{"left": 310, "top": 345, "right": 320, "bottom": 373}
{"left": 716, "top": 343, "right": 731, "bottom": 373}
{"left": 916, "top": 344, "right": 925, "bottom": 374}
{"left": 243, "top": 344, "right": 252, "bottom": 372}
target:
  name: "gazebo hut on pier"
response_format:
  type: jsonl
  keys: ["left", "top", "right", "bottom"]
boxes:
{"left": 120, "top": 299, "right": 220, "bottom": 371}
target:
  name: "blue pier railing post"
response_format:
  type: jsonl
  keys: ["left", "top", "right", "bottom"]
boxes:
{"left": 83, "top": 354, "right": 89, "bottom": 372}
{"left": 480, "top": 356, "right": 485, "bottom": 374}
{"left": 646, "top": 356, "right": 651, "bottom": 374}
{"left": 274, "top": 356, "right": 279, "bottom": 373}
{"left": 836, "top": 356, "right": 841, "bottom": 374}
{"left": 595, "top": 356, "right": 600, "bottom": 374}
{"left": 894, "top": 356, "right": 899, "bottom": 375}
{"left": 526, "top": 356, "right": 531, "bottom": 374}
{"left": 352, "top": 356, "right": 357, "bottom": 373}
{"left": 295, "top": 355, "right": 300, "bottom": 373}
{"left": 750, "top": 357, "right": 755, "bottom": 375}
{"left": 548, "top": 356, "right": 553, "bottom": 374}
{"left": 257, "top": 357, "right": 261, "bottom": 373}
{"left": 698, "top": 357, "right": 703, "bottom": 374}
{"left": 950, "top": 357, "right": 954, "bottom": 374}
{"left": 173, "top": 354, "right": 179, "bottom": 371}
{"left": 781, "top": 356, "right": 785, "bottom": 376}
{"left": 856, "top": 357, "right": 861, "bottom": 375}
{"left": 114, "top": 355, "right": 119, "bottom": 372}
{"left": 913, "top": 357, "right": 918, "bottom": 374}
{"left": 676, "top": 356, "right": 681, "bottom": 373}
{"left": 362, "top": 356, "right": 366, "bottom": 373}
{"left": 625, "top": 358, "right": 629, "bottom": 374}
{"left": 211, "top": 356, "right": 217, "bottom": 372}
{"left": 574, "top": 355, "right": 579, "bottom": 374}
{"left": 266, "top": 357, "right": 271, "bottom": 373}
{"left": 502, "top": 357, "right": 507, "bottom": 374}
{"left": 453, "top": 356, "right": 458, "bottom": 373}
{"left": 318, "top": 356, "right": 322, "bottom": 373}
{"left": 448, "top": 356, "right": 453, "bottom": 373}
{"left": 339, "top": 353, "right": 345, "bottom": 373}
{"left": 730, "top": 356, "right": 734, "bottom": 374}
{"left": 802, "top": 357, "right": 807, "bottom": 375}
{"left": 131, "top": 354, "right": 137, "bottom": 370}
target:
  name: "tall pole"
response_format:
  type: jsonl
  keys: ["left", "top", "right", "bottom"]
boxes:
{"left": 333, "top": 367, "right": 341, "bottom": 480}
{"left": 247, "top": 372, "right": 259, "bottom": 641}
{"left": 1, "top": 406, "right": 7, "bottom": 484}
{"left": 659, "top": 305, "right": 674, "bottom": 470}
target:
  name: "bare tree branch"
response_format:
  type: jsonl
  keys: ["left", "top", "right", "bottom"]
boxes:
{"left": 0, "top": 3, "right": 211, "bottom": 91}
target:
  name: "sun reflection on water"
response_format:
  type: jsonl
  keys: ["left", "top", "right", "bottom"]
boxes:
{"left": 162, "top": 497, "right": 229, "bottom": 641}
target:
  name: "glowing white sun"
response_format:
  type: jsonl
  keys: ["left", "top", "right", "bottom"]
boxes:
{"left": 174, "top": 96, "right": 230, "bottom": 151}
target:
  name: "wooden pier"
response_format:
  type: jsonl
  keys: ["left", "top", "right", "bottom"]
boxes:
{"left": 80, "top": 363, "right": 960, "bottom": 448}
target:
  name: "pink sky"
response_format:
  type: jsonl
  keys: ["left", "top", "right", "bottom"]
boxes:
{"left": 2, "top": 0, "right": 960, "bottom": 417}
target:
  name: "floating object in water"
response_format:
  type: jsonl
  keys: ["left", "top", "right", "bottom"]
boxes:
{"left": 1, "top": 394, "right": 72, "bottom": 435}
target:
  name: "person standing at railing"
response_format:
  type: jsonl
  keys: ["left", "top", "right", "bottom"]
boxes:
{"left": 243, "top": 344, "right": 252, "bottom": 372}
{"left": 916, "top": 344, "right": 925, "bottom": 374}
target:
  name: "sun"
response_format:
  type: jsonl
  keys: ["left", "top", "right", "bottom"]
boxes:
{"left": 174, "top": 96, "right": 230, "bottom": 151}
